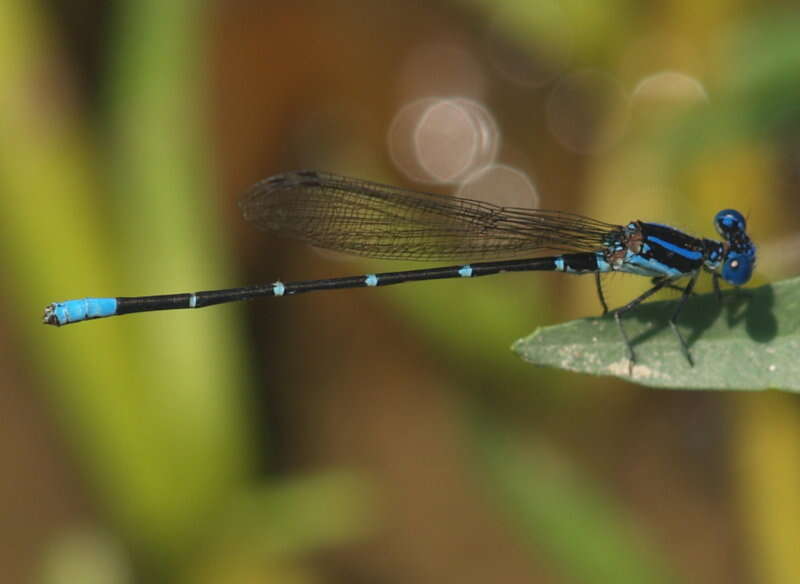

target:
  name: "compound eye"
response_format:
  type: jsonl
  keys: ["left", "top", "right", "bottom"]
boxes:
{"left": 722, "top": 253, "right": 753, "bottom": 286}
{"left": 714, "top": 209, "right": 746, "bottom": 237}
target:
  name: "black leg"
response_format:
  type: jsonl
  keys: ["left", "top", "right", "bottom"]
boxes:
{"left": 595, "top": 272, "right": 609, "bottom": 315}
{"left": 613, "top": 278, "right": 672, "bottom": 373}
{"left": 712, "top": 272, "right": 722, "bottom": 303}
{"left": 667, "top": 271, "right": 700, "bottom": 367}
{"left": 711, "top": 270, "right": 753, "bottom": 310}
{"left": 709, "top": 271, "right": 750, "bottom": 305}
{"left": 651, "top": 276, "right": 693, "bottom": 295}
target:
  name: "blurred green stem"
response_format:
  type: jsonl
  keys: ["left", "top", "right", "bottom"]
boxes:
{"left": 0, "top": 0, "right": 253, "bottom": 573}
{"left": 736, "top": 393, "right": 800, "bottom": 584}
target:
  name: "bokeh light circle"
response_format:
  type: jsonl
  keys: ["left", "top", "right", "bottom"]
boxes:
{"left": 389, "top": 97, "right": 500, "bottom": 184}
{"left": 458, "top": 164, "right": 539, "bottom": 209}
{"left": 546, "top": 70, "right": 631, "bottom": 155}
{"left": 632, "top": 71, "right": 709, "bottom": 104}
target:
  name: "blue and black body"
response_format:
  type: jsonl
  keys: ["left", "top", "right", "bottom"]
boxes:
{"left": 44, "top": 171, "right": 756, "bottom": 368}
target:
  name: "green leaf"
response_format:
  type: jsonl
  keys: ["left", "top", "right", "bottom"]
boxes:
{"left": 513, "top": 277, "right": 799, "bottom": 390}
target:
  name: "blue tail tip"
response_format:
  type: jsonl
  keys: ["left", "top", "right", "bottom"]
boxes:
{"left": 43, "top": 298, "right": 118, "bottom": 326}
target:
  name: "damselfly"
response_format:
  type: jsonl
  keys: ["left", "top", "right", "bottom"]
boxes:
{"left": 44, "top": 170, "right": 756, "bottom": 368}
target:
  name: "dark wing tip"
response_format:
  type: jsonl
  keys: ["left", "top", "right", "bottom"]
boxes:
{"left": 239, "top": 170, "right": 329, "bottom": 206}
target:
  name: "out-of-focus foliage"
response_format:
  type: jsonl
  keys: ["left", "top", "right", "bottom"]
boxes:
{"left": 471, "top": 411, "right": 673, "bottom": 584}
{"left": 661, "top": 13, "right": 800, "bottom": 171}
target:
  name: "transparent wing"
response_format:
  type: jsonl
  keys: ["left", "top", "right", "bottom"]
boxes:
{"left": 239, "top": 170, "right": 620, "bottom": 261}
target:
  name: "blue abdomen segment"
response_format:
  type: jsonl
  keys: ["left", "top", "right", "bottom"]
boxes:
{"left": 44, "top": 297, "right": 118, "bottom": 326}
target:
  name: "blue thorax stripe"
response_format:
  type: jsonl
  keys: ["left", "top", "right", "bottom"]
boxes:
{"left": 646, "top": 235, "right": 703, "bottom": 261}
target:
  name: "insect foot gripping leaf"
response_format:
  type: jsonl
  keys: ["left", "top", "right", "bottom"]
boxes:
{"left": 512, "top": 277, "right": 797, "bottom": 391}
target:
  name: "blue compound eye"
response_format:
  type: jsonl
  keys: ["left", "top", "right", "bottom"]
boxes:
{"left": 715, "top": 209, "right": 746, "bottom": 238}
{"left": 722, "top": 251, "right": 754, "bottom": 286}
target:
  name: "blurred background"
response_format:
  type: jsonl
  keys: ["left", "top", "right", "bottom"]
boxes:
{"left": 3, "top": 1, "right": 800, "bottom": 582}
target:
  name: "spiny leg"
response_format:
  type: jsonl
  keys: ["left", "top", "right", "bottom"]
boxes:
{"left": 667, "top": 271, "right": 700, "bottom": 367}
{"left": 595, "top": 272, "right": 609, "bottom": 315}
{"left": 613, "top": 278, "right": 671, "bottom": 373}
